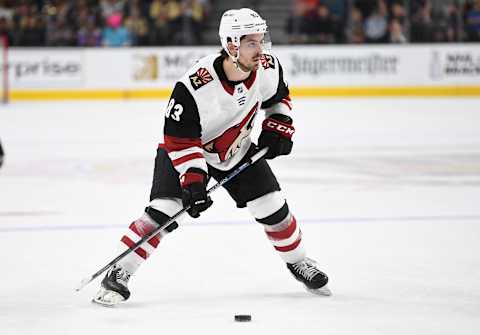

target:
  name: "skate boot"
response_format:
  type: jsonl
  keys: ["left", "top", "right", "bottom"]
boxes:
{"left": 92, "top": 265, "right": 131, "bottom": 307}
{"left": 287, "top": 257, "right": 332, "bottom": 296}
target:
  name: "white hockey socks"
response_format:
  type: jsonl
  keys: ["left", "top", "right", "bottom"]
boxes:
{"left": 116, "top": 214, "right": 163, "bottom": 274}
{"left": 247, "top": 192, "right": 306, "bottom": 264}
{"left": 114, "top": 198, "right": 183, "bottom": 274}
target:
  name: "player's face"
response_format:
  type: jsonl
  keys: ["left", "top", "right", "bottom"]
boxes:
{"left": 238, "top": 34, "right": 264, "bottom": 71}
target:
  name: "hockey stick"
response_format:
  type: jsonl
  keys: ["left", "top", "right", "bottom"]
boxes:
{"left": 75, "top": 146, "right": 269, "bottom": 292}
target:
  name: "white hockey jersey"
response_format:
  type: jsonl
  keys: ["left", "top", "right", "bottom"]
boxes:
{"left": 162, "top": 52, "right": 292, "bottom": 178}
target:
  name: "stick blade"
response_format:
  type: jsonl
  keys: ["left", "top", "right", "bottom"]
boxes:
{"left": 75, "top": 276, "right": 93, "bottom": 292}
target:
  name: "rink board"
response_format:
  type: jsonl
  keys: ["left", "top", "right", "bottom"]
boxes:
{"left": 4, "top": 44, "right": 480, "bottom": 100}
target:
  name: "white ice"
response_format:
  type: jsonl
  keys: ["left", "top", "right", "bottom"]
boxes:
{"left": 0, "top": 98, "right": 479, "bottom": 335}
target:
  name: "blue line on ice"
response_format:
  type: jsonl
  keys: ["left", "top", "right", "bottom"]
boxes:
{"left": 1, "top": 215, "right": 479, "bottom": 233}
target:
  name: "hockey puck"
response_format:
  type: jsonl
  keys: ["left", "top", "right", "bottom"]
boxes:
{"left": 234, "top": 314, "right": 251, "bottom": 322}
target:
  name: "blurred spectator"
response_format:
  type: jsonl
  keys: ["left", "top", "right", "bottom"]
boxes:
{"left": 43, "top": 0, "right": 76, "bottom": 46}
{"left": 364, "top": 0, "right": 388, "bottom": 43}
{"left": 286, "top": 0, "right": 320, "bottom": 43}
{"left": 125, "top": 3, "right": 148, "bottom": 45}
{"left": 178, "top": 0, "right": 205, "bottom": 45}
{"left": 355, "top": 0, "right": 377, "bottom": 18}
{"left": 78, "top": 17, "right": 102, "bottom": 46}
{"left": 53, "top": 0, "right": 72, "bottom": 21}
{"left": 124, "top": 0, "right": 149, "bottom": 18}
{"left": 444, "top": 3, "right": 461, "bottom": 42}
{"left": 47, "top": 17, "right": 76, "bottom": 46}
{"left": 149, "top": 0, "right": 171, "bottom": 45}
{"left": 165, "top": 0, "right": 182, "bottom": 44}
{"left": 389, "top": 2, "right": 407, "bottom": 40}
{"left": 73, "top": 0, "right": 100, "bottom": 32}
{"left": 390, "top": 2, "right": 406, "bottom": 25}
{"left": 389, "top": 18, "right": 407, "bottom": 43}
{"left": 465, "top": 0, "right": 480, "bottom": 41}
{"left": 346, "top": 6, "right": 365, "bottom": 43}
{"left": 314, "top": 3, "right": 336, "bottom": 43}
{"left": 410, "top": 0, "right": 435, "bottom": 42}
{"left": 149, "top": 0, "right": 187, "bottom": 45}
{"left": 0, "top": 16, "right": 13, "bottom": 45}
{"left": 0, "top": 0, "right": 13, "bottom": 22}
{"left": 15, "top": 15, "right": 46, "bottom": 46}
{"left": 102, "top": 13, "right": 131, "bottom": 46}
{"left": 14, "top": 3, "right": 46, "bottom": 47}
{"left": 100, "top": 0, "right": 125, "bottom": 18}
{"left": 286, "top": 0, "right": 308, "bottom": 43}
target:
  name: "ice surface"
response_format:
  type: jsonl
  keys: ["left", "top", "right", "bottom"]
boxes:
{"left": 1, "top": 98, "right": 479, "bottom": 335}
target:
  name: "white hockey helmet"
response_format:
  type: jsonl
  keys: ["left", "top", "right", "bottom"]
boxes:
{"left": 219, "top": 8, "right": 271, "bottom": 55}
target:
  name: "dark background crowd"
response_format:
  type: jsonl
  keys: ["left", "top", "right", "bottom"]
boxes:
{"left": 0, "top": 0, "right": 478, "bottom": 47}
{"left": 287, "top": 0, "right": 480, "bottom": 43}
{"left": 0, "top": 0, "right": 211, "bottom": 46}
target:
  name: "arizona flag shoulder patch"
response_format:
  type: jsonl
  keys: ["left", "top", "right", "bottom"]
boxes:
{"left": 189, "top": 67, "right": 214, "bottom": 90}
{"left": 260, "top": 54, "right": 275, "bottom": 70}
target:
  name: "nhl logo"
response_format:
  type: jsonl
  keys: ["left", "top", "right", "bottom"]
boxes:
{"left": 235, "top": 85, "right": 246, "bottom": 106}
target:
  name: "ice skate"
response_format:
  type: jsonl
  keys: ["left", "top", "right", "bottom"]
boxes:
{"left": 92, "top": 265, "right": 131, "bottom": 307}
{"left": 287, "top": 257, "right": 332, "bottom": 296}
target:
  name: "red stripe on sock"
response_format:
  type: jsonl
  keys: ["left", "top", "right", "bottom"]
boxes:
{"left": 274, "top": 234, "right": 302, "bottom": 252}
{"left": 121, "top": 235, "right": 148, "bottom": 259}
{"left": 147, "top": 235, "right": 160, "bottom": 248}
{"left": 266, "top": 217, "right": 297, "bottom": 241}
{"left": 129, "top": 222, "right": 160, "bottom": 248}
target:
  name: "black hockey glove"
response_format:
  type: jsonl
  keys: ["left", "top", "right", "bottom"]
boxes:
{"left": 258, "top": 114, "right": 295, "bottom": 160}
{"left": 181, "top": 168, "right": 213, "bottom": 218}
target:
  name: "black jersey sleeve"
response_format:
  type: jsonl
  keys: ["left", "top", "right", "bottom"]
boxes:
{"left": 261, "top": 60, "right": 290, "bottom": 109}
{"left": 163, "top": 81, "right": 207, "bottom": 178}
{"left": 164, "top": 81, "right": 202, "bottom": 139}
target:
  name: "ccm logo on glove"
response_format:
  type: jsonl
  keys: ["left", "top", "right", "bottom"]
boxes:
{"left": 264, "top": 119, "right": 295, "bottom": 138}
{"left": 258, "top": 114, "right": 295, "bottom": 160}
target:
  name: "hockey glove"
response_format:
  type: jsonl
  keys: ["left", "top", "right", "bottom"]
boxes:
{"left": 258, "top": 114, "right": 295, "bottom": 160}
{"left": 181, "top": 168, "right": 213, "bottom": 218}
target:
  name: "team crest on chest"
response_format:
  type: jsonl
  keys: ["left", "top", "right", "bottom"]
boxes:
{"left": 189, "top": 67, "right": 213, "bottom": 90}
{"left": 260, "top": 54, "right": 275, "bottom": 70}
{"left": 203, "top": 102, "right": 259, "bottom": 161}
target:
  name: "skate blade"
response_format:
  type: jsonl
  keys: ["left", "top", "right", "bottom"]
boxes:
{"left": 306, "top": 284, "right": 332, "bottom": 296}
{"left": 92, "top": 288, "right": 125, "bottom": 307}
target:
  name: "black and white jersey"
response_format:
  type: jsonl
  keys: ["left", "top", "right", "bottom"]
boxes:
{"left": 162, "top": 52, "right": 292, "bottom": 178}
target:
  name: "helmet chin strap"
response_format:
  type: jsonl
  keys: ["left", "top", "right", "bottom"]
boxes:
{"left": 228, "top": 48, "right": 250, "bottom": 74}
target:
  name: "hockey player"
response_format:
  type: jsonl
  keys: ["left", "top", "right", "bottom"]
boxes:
{"left": 93, "top": 8, "right": 330, "bottom": 306}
